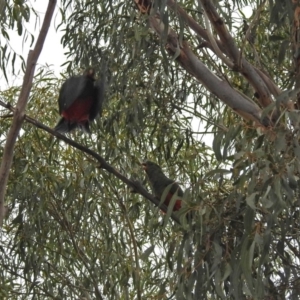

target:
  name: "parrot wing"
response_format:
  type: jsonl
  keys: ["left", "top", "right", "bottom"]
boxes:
{"left": 89, "top": 78, "right": 105, "bottom": 121}
{"left": 58, "top": 76, "right": 89, "bottom": 113}
{"left": 151, "top": 176, "right": 171, "bottom": 197}
{"left": 169, "top": 181, "right": 183, "bottom": 197}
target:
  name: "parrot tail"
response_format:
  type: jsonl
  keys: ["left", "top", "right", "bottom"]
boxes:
{"left": 54, "top": 118, "right": 78, "bottom": 134}
{"left": 79, "top": 121, "right": 91, "bottom": 134}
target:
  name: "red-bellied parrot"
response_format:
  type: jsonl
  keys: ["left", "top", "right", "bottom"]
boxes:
{"left": 142, "top": 160, "right": 182, "bottom": 211}
{"left": 54, "top": 68, "right": 104, "bottom": 133}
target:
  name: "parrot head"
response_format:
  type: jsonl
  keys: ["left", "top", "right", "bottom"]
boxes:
{"left": 141, "top": 160, "right": 183, "bottom": 211}
{"left": 141, "top": 160, "right": 167, "bottom": 181}
{"left": 84, "top": 68, "right": 96, "bottom": 79}
{"left": 141, "top": 160, "right": 161, "bottom": 172}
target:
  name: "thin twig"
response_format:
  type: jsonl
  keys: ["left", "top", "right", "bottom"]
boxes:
{"left": 238, "top": 1, "right": 266, "bottom": 68}
{"left": 116, "top": 194, "right": 142, "bottom": 300}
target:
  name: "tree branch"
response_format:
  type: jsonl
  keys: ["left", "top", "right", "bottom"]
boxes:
{"left": 0, "top": 0, "right": 57, "bottom": 227}
{"left": 146, "top": 12, "right": 266, "bottom": 125}
{"left": 167, "top": 0, "right": 285, "bottom": 114}
{"left": 0, "top": 100, "right": 181, "bottom": 224}
{"left": 201, "top": 2, "right": 234, "bottom": 68}
{"left": 133, "top": 0, "right": 269, "bottom": 125}
{"left": 199, "top": 0, "right": 274, "bottom": 109}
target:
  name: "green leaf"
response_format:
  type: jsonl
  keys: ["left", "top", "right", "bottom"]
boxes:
{"left": 140, "top": 245, "right": 155, "bottom": 261}
{"left": 245, "top": 192, "right": 257, "bottom": 210}
{"left": 213, "top": 131, "right": 223, "bottom": 161}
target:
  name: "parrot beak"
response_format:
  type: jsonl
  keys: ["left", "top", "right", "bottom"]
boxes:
{"left": 85, "top": 68, "right": 95, "bottom": 79}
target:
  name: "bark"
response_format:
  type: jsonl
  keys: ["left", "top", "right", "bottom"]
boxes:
{"left": 0, "top": 0, "right": 57, "bottom": 227}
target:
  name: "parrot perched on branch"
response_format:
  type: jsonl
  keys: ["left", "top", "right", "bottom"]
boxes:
{"left": 54, "top": 68, "right": 104, "bottom": 134}
{"left": 142, "top": 160, "right": 183, "bottom": 211}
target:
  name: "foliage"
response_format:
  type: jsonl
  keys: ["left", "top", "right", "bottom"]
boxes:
{"left": 0, "top": 0, "right": 35, "bottom": 80}
{"left": 1, "top": 0, "right": 300, "bottom": 299}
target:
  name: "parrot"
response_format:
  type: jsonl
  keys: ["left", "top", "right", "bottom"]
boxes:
{"left": 142, "top": 160, "right": 182, "bottom": 211}
{"left": 54, "top": 68, "right": 104, "bottom": 134}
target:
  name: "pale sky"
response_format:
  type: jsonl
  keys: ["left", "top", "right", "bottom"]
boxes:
{"left": 2, "top": 1, "right": 64, "bottom": 87}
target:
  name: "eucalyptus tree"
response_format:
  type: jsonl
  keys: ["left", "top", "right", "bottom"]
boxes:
{"left": 1, "top": 0, "right": 300, "bottom": 299}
